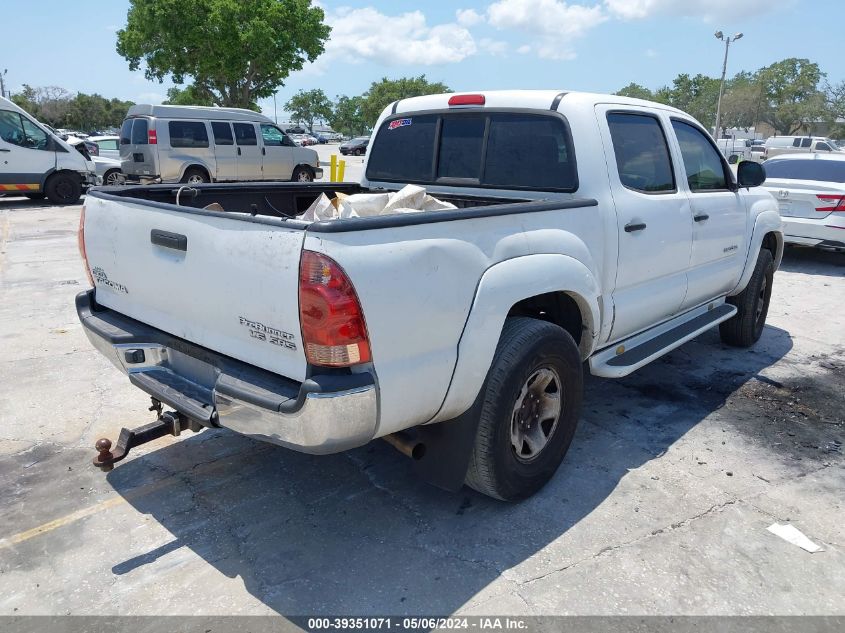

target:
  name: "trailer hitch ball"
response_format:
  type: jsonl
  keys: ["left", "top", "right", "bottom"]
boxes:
{"left": 95, "top": 438, "right": 115, "bottom": 472}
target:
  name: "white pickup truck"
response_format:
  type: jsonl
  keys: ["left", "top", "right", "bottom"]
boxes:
{"left": 77, "top": 90, "right": 782, "bottom": 500}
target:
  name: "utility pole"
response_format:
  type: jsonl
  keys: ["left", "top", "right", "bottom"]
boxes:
{"left": 273, "top": 92, "right": 278, "bottom": 124}
{"left": 713, "top": 31, "right": 743, "bottom": 138}
{"left": 0, "top": 69, "right": 7, "bottom": 100}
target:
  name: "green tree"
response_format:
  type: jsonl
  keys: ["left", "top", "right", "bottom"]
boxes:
{"left": 329, "top": 95, "right": 367, "bottom": 137}
{"left": 719, "top": 72, "right": 765, "bottom": 132}
{"left": 755, "top": 58, "right": 826, "bottom": 135}
{"left": 285, "top": 88, "right": 332, "bottom": 132}
{"left": 662, "top": 73, "right": 721, "bottom": 129}
{"left": 163, "top": 85, "right": 215, "bottom": 107}
{"left": 116, "top": 0, "right": 331, "bottom": 109}
{"left": 361, "top": 75, "right": 451, "bottom": 127}
{"left": 615, "top": 83, "right": 654, "bottom": 100}
{"left": 11, "top": 85, "right": 39, "bottom": 117}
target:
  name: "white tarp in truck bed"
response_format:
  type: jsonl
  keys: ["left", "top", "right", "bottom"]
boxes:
{"left": 297, "top": 184, "right": 456, "bottom": 222}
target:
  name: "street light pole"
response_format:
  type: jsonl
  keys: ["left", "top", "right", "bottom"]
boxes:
{"left": 273, "top": 92, "right": 278, "bottom": 124}
{"left": 0, "top": 69, "right": 7, "bottom": 100}
{"left": 713, "top": 31, "right": 743, "bottom": 139}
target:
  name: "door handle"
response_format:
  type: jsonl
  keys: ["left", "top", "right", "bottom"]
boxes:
{"left": 693, "top": 213, "right": 710, "bottom": 222}
{"left": 237, "top": 147, "right": 241, "bottom": 156}
{"left": 261, "top": 147, "right": 266, "bottom": 156}
{"left": 624, "top": 222, "right": 647, "bottom": 233}
{"left": 0, "top": 148, "right": 10, "bottom": 152}
{"left": 151, "top": 229, "right": 187, "bottom": 251}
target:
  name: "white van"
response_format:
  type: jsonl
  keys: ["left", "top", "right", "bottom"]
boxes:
{"left": 119, "top": 104, "right": 323, "bottom": 184}
{"left": 764, "top": 136, "right": 842, "bottom": 159}
{"left": 715, "top": 138, "right": 753, "bottom": 163}
{"left": 0, "top": 96, "right": 96, "bottom": 204}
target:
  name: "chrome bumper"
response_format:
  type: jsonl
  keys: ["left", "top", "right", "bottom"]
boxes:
{"left": 76, "top": 291, "right": 378, "bottom": 455}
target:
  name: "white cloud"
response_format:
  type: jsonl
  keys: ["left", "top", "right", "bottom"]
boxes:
{"left": 516, "top": 44, "right": 532, "bottom": 54}
{"left": 456, "top": 8, "right": 484, "bottom": 26}
{"left": 645, "top": 48, "right": 657, "bottom": 58}
{"left": 605, "top": 0, "right": 792, "bottom": 21}
{"left": 487, "top": 0, "right": 607, "bottom": 38}
{"left": 479, "top": 38, "right": 508, "bottom": 56}
{"left": 319, "top": 7, "right": 477, "bottom": 67}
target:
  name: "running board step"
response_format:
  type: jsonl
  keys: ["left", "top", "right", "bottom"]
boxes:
{"left": 589, "top": 303, "right": 737, "bottom": 378}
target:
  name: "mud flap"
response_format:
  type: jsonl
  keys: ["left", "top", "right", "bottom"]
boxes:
{"left": 412, "top": 390, "right": 485, "bottom": 492}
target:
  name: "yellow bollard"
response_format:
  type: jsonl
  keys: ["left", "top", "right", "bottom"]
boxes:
{"left": 338, "top": 159, "right": 346, "bottom": 182}
{"left": 330, "top": 154, "right": 337, "bottom": 182}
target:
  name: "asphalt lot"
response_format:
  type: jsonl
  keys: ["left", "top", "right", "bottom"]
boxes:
{"left": 0, "top": 194, "right": 843, "bottom": 617}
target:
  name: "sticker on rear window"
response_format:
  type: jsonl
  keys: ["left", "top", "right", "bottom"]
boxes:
{"left": 388, "top": 118, "right": 412, "bottom": 130}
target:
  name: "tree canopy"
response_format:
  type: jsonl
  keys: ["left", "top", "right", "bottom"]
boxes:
{"left": 360, "top": 76, "right": 451, "bottom": 127}
{"left": 328, "top": 95, "right": 367, "bottom": 137}
{"left": 285, "top": 88, "right": 332, "bottom": 132}
{"left": 116, "top": 0, "right": 331, "bottom": 109}
{"left": 11, "top": 85, "right": 134, "bottom": 130}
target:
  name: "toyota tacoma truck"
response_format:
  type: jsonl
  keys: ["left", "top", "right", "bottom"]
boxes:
{"left": 77, "top": 90, "right": 782, "bottom": 500}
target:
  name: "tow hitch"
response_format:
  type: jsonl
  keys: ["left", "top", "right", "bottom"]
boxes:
{"left": 93, "top": 398, "right": 204, "bottom": 472}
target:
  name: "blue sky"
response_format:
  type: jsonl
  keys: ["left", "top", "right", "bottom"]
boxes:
{"left": 1, "top": 0, "right": 842, "bottom": 121}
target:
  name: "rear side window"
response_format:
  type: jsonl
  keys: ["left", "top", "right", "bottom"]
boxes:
{"left": 366, "top": 112, "right": 577, "bottom": 191}
{"left": 211, "top": 122, "right": 233, "bottom": 145}
{"left": 800, "top": 138, "right": 812, "bottom": 148}
{"left": 764, "top": 159, "right": 845, "bottom": 183}
{"left": 131, "top": 118, "right": 149, "bottom": 145}
{"left": 606, "top": 113, "right": 675, "bottom": 193}
{"left": 671, "top": 119, "right": 730, "bottom": 191}
{"left": 233, "top": 123, "right": 257, "bottom": 146}
{"left": 97, "top": 139, "right": 119, "bottom": 151}
{"left": 119, "top": 120, "right": 132, "bottom": 145}
{"left": 168, "top": 121, "right": 209, "bottom": 148}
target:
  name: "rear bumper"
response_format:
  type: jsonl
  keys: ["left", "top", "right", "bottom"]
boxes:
{"left": 782, "top": 216, "right": 845, "bottom": 249}
{"left": 76, "top": 290, "right": 378, "bottom": 454}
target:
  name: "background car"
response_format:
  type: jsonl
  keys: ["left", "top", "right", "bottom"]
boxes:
{"left": 89, "top": 135, "right": 120, "bottom": 160}
{"left": 762, "top": 153, "right": 845, "bottom": 251}
{"left": 65, "top": 135, "right": 99, "bottom": 157}
{"left": 68, "top": 139, "right": 122, "bottom": 186}
{"left": 339, "top": 136, "right": 369, "bottom": 156}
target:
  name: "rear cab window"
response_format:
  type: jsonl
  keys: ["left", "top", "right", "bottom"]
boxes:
{"left": 366, "top": 111, "right": 577, "bottom": 191}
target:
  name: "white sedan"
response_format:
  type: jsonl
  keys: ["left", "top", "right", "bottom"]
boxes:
{"left": 762, "top": 153, "right": 845, "bottom": 251}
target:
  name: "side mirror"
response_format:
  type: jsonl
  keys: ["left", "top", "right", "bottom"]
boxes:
{"left": 737, "top": 161, "right": 766, "bottom": 188}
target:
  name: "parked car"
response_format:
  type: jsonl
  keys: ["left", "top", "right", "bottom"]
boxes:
{"left": 339, "top": 136, "right": 369, "bottom": 156}
{"left": 0, "top": 96, "right": 96, "bottom": 204}
{"left": 69, "top": 139, "right": 122, "bottom": 186}
{"left": 762, "top": 153, "right": 845, "bottom": 251}
{"left": 78, "top": 90, "right": 781, "bottom": 500}
{"left": 119, "top": 104, "right": 322, "bottom": 184}
{"left": 764, "top": 136, "right": 842, "bottom": 159}
{"left": 89, "top": 135, "right": 120, "bottom": 160}
{"left": 66, "top": 136, "right": 100, "bottom": 157}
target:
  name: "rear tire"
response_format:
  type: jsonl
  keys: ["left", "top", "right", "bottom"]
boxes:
{"left": 719, "top": 248, "right": 774, "bottom": 347}
{"left": 465, "top": 317, "right": 583, "bottom": 501}
{"left": 181, "top": 167, "right": 208, "bottom": 185}
{"left": 45, "top": 172, "right": 82, "bottom": 205}
{"left": 291, "top": 166, "right": 314, "bottom": 182}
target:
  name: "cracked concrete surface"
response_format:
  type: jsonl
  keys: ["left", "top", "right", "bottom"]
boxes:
{"left": 0, "top": 199, "right": 842, "bottom": 616}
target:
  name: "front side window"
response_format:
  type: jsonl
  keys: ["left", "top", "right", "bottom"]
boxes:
{"left": 816, "top": 142, "right": 832, "bottom": 151}
{"left": 366, "top": 112, "right": 576, "bottom": 191}
{"left": 19, "top": 117, "right": 48, "bottom": 150}
{"left": 0, "top": 111, "right": 29, "bottom": 148}
{"left": 606, "top": 113, "right": 675, "bottom": 193}
{"left": 131, "top": 118, "right": 148, "bottom": 145}
{"left": 168, "top": 121, "right": 209, "bottom": 148}
{"left": 671, "top": 119, "right": 730, "bottom": 191}
{"left": 211, "top": 122, "right": 233, "bottom": 145}
{"left": 260, "top": 124, "right": 285, "bottom": 146}
{"left": 233, "top": 123, "right": 257, "bottom": 146}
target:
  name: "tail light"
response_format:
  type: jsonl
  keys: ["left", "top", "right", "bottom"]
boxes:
{"left": 815, "top": 195, "right": 845, "bottom": 212}
{"left": 77, "top": 206, "right": 94, "bottom": 287}
{"left": 148, "top": 128, "right": 157, "bottom": 144}
{"left": 299, "top": 251, "right": 371, "bottom": 367}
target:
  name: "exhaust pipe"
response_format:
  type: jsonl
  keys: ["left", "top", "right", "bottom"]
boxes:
{"left": 382, "top": 431, "right": 426, "bottom": 460}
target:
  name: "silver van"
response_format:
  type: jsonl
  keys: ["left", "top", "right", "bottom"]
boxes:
{"left": 119, "top": 104, "right": 322, "bottom": 184}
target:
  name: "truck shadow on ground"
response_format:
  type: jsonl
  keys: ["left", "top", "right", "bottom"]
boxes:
{"left": 105, "top": 325, "right": 794, "bottom": 616}
{"left": 778, "top": 245, "right": 844, "bottom": 277}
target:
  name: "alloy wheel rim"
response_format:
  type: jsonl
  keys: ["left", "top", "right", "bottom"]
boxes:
{"left": 755, "top": 276, "right": 767, "bottom": 323}
{"left": 187, "top": 174, "right": 204, "bottom": 184}
{"left": 510, "top": 367, "right": 562, "bottom": 462}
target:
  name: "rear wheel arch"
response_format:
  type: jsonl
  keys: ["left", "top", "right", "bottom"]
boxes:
{"left": 507, "top": 291, "right": 586, "bottom": 351}
{"left": 180, "top": 164, "right": 211, "bottom": 184}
